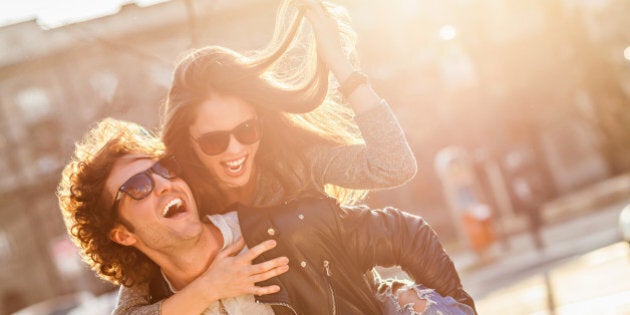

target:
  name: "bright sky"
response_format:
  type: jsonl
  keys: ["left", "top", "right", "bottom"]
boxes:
{"left": 0, "top": 0, "right": 168, "bottom": 28}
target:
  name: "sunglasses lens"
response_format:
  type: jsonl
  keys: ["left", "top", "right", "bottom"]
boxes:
{"left": 153, "top": 157, "right": 179, "bottom": 179}
{"left": 120, "top": 173, "right": 153, "bottom": 200}
{"left": 195, "top": 119, "right": 261, "bottom": 156}
{"left": 197, "top": 132, "right": 231, "bottom": 156}
{"left": 233, "top": 119, "right": 261, "bottom": 145}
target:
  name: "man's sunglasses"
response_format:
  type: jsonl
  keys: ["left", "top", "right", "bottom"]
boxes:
{"left": 193, "top": 118, "right": 262, "bottom": 156}
{"left": 112, "top": 156, "right": 180, "bottom": 210}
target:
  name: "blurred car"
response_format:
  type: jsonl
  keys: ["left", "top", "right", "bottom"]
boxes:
{"left": 13, "top": 290, "right": 117, "bottom": 315}
{"left": 620, "top": 204, "right": 630, "bottom": 247}
{"left": 68, "top": 290, "right": 117, "bottom": 315}
{"left": 13, "top": 292, "right": 91, "bottom": 315}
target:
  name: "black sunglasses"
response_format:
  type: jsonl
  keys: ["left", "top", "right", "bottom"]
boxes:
{"left": 193, "top": 118, "right": 262, "bottom": 156}
{"left": 111, "top": 156, "right": 180, "bottom": 210}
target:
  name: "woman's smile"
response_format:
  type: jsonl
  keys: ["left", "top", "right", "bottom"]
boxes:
{"left": 222, "top": 155, "right": 248, "bottom": 177}
{"left": 191, "top": 94, "right": 260, "bottom": 189}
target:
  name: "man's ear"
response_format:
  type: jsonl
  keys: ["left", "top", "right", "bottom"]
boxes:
{"left": 109, "top": 224, "right": 137, "bottom": 246}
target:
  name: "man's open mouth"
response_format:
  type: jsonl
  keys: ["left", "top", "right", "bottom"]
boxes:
{"left": 162, "top": 198, "right": 186, "bottom": 218}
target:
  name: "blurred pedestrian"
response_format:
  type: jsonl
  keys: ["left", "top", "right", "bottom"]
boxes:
{"left": 506, "top": 149, "right": 546, "bottom": 251}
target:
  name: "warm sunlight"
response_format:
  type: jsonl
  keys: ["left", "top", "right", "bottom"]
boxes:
{"left": 439, "top": 25, "right": 457, "bottom": 41}
{"left": 0, "top": 0, "right": 167, "bottom": 27}
{"left": 1, "top": 1, "right": 629, "bottom": 314}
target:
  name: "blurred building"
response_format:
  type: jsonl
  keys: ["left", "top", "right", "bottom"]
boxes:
{"left": 362, "top": 0, "right": 630, "bottom": 241}
{"left": 0, "top": 0, "right": 279, "bottom": 310}
{"left": 0, "top": 0, "right": 628, "bottom": 311}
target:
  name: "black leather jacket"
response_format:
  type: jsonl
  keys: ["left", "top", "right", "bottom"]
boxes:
{"left": 147, "top": 195, "right": 476, "bottom": 314}
{"left": 236, "top": 195, "right": 476, "bottom": 315}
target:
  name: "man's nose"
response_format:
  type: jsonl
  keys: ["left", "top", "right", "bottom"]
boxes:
{"left": 152, "top": 172, "right": 174, "bottom": 195}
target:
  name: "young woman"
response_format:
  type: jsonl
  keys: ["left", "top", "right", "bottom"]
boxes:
{"left": 161, "top": 0, "right": 417, "bottom": 213}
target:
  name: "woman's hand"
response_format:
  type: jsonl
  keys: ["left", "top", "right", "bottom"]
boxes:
{"left": 296, "top": 0, "right": 355, "bottom": 81}
{"left": 189, "top": 238, "right": 290, "bottom": 303}
{"left": 296, "top": 0, "right": 381, "bottom": 111}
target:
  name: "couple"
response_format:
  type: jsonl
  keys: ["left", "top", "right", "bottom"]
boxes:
{"left": 57, "top": 0, "right": 476, "bottom": 314}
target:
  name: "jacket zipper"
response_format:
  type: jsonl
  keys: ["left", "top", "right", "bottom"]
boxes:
{"left": 218, "top": 300, "right": 228, "bottom": 315}
{"left": 265, "top": 302, "right": 298, "bottom": 315}
{"left": 323, "top": 260, "right": 337, "bottom": 315}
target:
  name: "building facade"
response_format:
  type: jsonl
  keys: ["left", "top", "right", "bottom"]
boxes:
{"left": 0, "top": 0, "right": 279, "bottom": 310}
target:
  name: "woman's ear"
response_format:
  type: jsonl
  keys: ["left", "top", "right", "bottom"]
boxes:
{"left": 109, "top": 224, "right": 136, "bottom": 246}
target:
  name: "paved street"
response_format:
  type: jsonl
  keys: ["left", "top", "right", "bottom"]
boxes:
{"left": 475, "top": 242, "right": 630, "bottom": 315}
{"left": 453, "top": 199, "right": 630, "bottom": 315}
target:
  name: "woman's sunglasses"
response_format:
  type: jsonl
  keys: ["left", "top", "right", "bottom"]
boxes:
{"left": 193, "top": 118, "right": 262, "bottom": 156}
{"left": 111, "top": 156, "right": 180, "bottom": 210}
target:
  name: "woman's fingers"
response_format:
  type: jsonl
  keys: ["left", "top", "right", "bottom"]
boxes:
{"left": 295, "top": 0, "right": 329, "bottom": 20}
{"left": 295, "top": 0, "right": 321, "bottom": 9}
{"left": 294, "top": 0, "right": 350, "bottom": 74}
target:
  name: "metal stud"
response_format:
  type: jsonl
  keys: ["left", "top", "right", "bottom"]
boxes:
{"left": 298, "top": 214, "right": 304, "bottom": 220}
{"left": 300, "top": 261, "right": 307, "bottom": 268}
{"left": 267, "top": 228, "right": 276, "bottom": 236}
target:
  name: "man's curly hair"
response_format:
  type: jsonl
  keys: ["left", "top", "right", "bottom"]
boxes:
{"left": 57, "top": 118, "right": 164, "bottom": 287}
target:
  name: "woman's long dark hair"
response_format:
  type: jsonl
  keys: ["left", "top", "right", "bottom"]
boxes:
{"left": 161, "top": 0, "right": 366, "bottom": 213}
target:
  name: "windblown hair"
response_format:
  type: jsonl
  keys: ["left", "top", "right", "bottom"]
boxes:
{"left": 162, "top": 0, "right": 367, "bottom": 212}
{"left": 57, "top": 118, "right": 163, "bottom": 286}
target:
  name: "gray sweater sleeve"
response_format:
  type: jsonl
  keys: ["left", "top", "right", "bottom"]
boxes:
{"left": 310, "top": 99, "right": 417, "bottom": 189}
{"left": 112, "top": 283, "right": 161, "bottom": 315}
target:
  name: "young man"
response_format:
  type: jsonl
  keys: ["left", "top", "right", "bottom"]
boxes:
{"left": 58, "top": 118, "right": 476, "bottom": 314}
{"left": 58, "top": 118, "right": 288, "bottom": 314}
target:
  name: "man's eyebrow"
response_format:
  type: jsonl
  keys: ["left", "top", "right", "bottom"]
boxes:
{"left": 122, "top": 155, "right": 155, "bottom": 164}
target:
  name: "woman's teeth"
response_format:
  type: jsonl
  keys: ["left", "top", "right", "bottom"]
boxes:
{"left": 224, "top": 157, "right": 246, "bottom": 173}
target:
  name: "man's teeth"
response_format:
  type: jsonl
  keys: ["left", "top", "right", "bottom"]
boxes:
{"left": 162, "top": 198, "right": 183, "bottom": 217}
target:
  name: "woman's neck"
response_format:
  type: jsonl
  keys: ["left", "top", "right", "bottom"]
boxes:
{"left": 223, "top": 171, "right": 257, "bottom": 206}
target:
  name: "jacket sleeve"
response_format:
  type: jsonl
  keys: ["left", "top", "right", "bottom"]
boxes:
{"left": 112, "top": 283, "right": 162, "bottom": 315}
{"left": 339, "top": 205, "right": 477, "bottom": 313}
{"left": 309, "top": 100, "right": 417, "bottom": 190}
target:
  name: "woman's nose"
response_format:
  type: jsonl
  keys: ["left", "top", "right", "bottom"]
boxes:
{"left": 224, "top": 134, "right": 245, "bottom": 154}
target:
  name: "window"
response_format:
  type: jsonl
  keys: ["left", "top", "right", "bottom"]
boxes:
{"left": 90, "top": 70, "right": 118, "bottom": 102}
{"left": 15, "top": 88, "right": 52, "bottom": 123}
{"left": 0, "top": 231, "right": 11, "bottom": 261}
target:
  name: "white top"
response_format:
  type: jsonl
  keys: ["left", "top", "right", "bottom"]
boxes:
{"left": 162, "top": 212, "right": 274, "bottom": 315}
